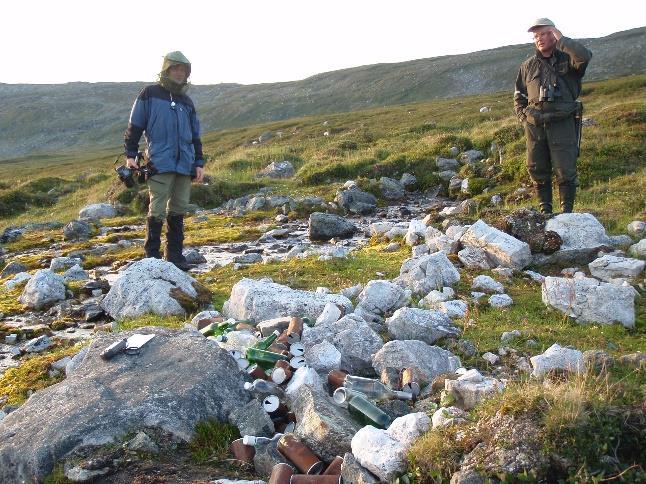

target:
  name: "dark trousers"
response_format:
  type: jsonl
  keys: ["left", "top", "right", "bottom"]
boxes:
{"left": 524, "top": 116, "right": 578, "bottom": 188}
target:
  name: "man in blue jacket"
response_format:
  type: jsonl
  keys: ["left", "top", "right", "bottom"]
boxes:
{"left": 124, "top": 51, "right": 204, "bottom": 270}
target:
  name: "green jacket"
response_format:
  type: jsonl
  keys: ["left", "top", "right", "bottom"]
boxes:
{"left": 514, "top": 37, "right": 592, "bottom": 124}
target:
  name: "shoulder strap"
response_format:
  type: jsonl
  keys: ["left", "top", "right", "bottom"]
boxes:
{"left": 535, "top": 54, "right": 576, "bottom": 99}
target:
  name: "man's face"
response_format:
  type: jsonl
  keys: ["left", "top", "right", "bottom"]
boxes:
{"left": 168, "top": 64, "right": 188, "bottom": 84}
{"left": 532, "top": 26, "right": 557, "bottom": 56}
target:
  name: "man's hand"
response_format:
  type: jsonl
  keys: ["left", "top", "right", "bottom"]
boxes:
{"left": 550, "top": 27, "right": 562, "bottom": 41}
{"left": 126, "top": 157, "right": 138, "bottom": 169}
{"left": 194, "top": 167, "right": 204, "bottom": 184}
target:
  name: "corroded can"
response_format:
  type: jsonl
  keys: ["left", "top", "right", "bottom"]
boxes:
{"left": 277, "top": 434, "right": 324, "bottom": 475}
{"left": 230, "top": 438, "right": 255, "bottom": 463}
{"left": 268, "top": 462, "right": 295, "bottom": 484}
{"left": 322, "top": 455, "right": 344, "bottom": 476}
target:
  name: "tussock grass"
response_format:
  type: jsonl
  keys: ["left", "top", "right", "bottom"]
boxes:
{"left": 409, "top": 367, "right": 645, "bottom": 482}
{"left": 189, "top": 420, "right": 240, "bottom": 464}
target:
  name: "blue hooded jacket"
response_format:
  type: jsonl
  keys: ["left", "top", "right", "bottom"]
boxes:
{"left": 124, "top": 84, "right": 204, "bottom": 176}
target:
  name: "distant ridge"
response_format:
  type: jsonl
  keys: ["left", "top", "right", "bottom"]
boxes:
{"left": 0, "top": 27, "right": 644, "bottom": 160}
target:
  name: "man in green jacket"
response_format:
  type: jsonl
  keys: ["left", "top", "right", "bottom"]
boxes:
{"left": 514, "top": 18, "right": 592, "bottom": 214}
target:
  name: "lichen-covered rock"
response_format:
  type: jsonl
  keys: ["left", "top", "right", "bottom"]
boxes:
{"left": 542, "top": 276, "right": 635, "bottom": 328}
{"left": 101, "top": 259, "right": 211, "bottom": 321}
{"left": 372, "top": 340, "right": 461, "bottom": 383}
{"left": 223, "top": 278, "right": 352, "bottom": 323}
{"left": 460, "top": 220, "right": 532, "bottom": 270}
{"left": 0, "top": 328, "right": 249, "bottom": 483}
{"left": 19, "top": 269, "right": 66, "bottom": 310}
{"left": 308, "top": 212, "right": 357, "bottom": 241}
{"left": 395, "top": 251, "right": 460, "bottom": 296}
{"left": 386, "top": 307, "right": 460, "bottom": 344}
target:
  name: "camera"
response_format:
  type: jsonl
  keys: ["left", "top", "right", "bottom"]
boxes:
{"left": 115, "top": 164, "right": 136, "bottom": 188}
{"left": 114, "top": 151, "right": 150, "bottom": 188}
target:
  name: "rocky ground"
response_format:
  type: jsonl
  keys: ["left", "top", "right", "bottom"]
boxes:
{"left": 0, "top": 165, "right": 644, "bottom": 483}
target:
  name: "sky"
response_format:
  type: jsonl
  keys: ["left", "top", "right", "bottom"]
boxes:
{"left": 2, "top": 0, "right": 644, "bottom": 86}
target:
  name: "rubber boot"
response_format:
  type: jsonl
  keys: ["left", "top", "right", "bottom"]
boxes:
{"left": 165, "top": 213, "right": 192, "bottom": 271}
{"left": 144, "top": 216, "right": 163, "bottom": 259}
{"left": 559, "top": 185, "right": 576, "bottom": 213}
{"left": 535, "top": 183, "right": 553, "bottom": 215}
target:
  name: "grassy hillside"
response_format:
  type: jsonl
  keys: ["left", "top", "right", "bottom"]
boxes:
{"left": 1, "top": 27, "right": 644, "bottom": 160}
{"left": 0, "top": 75, "right": 644, "bottom": 482}
{"left": 2, "top": 74, "right": 643, "bottom": 232}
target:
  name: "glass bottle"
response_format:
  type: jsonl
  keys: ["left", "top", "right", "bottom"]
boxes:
{"left": 347, "top": 394, "right": 392, "bottom": 429}
{"left": 345, "top": 375, "right": 412, "bottom": 401}
{"left": 245, "top": 347, "right": 289, "bottom": 370}
{"left": 253, "top": 329, "right": 281, "bottom": 350}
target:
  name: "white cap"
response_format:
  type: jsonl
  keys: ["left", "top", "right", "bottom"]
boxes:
{"left": 243, "top": 382, "right": 252, "bottom": 390}
{"left": 527, "top": 17, "right": 555, "bottom": 32}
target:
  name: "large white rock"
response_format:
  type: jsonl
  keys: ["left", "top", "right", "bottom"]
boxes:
{"left": 354, "top": 280, "right": 410, "bottom": 325}
{"left": 445, "top": 370, "right": 504, "bottom": 410}
{"left": 316, "top": 301, "right": 342, "bottom": 325}
{"left": 394, "top": 252, "right": 460, "bottom": 296}
{"left": 471, "top": 275, "right": 504, "bottom": 294}
{"left": 285, "top": 366, "right": 324, "bottom": 397}
{"left": 436, "top": 300, "right": 468, "bottom": 319}
{"left": 50, "top": 256, "right": 82, "bottom": 271}
{"left": 4, "top": 272, "right": 31, "bottom": 290}
{"left": 369, "top": 222, "right": 394, "bottom": 237}
{"left": 79, "top": 203, "right": 118, "bottom": 220}
{"left": 101, "top": 258, "right": 203, "bottom": 321}
{"left": 530, "top": 343, "right": 584, "bottom": 378}
{"left": 386, "top": 307, "right": 460, "bottom": 345}
{"left": 458, "top": 247, "right": 492, "bottom": 269}
{"left": 304, "top": 340, "right": 342, "bottom": 373}
{"left": 404, "top": 219, "right": 427, "bottom": 246}
{"left": 302, "top": 313, "right": 384, "bottom": 374}
{"left": 426, "top": 235, "right": 460, "bottom": 254}
{"left": 542, "top": 276, "right": 635, "bottom": 328}
{"left": 223, "top": 278, "right": 353, "bottom": 322}
{"left": 588, "top": 255, "right": 644, "bottom": 282}
{"left": 372, "top": 340, "right": 461, "bottom": 383}
{"left": 19, "top": 269, "right": 66, "bottom": 310}
{"left": 547, "top": 213, "right": 613, "bottom": 250}
{"left": 62, "top": 264, "right": 89, "bottom": 282}
{"left": 488, "top": 294, "right": 513, "bottom": 308}
{"left": 351, "top": 426, "right": 406, "bottom": 481}
{"left": 386, "top": 412, "right": 431, "bottom": 446}
{"left": 418, "top": 287, "right": 455, "bottom": 307}
{"left": 218, "top": 331, "right": 258, "bottom": 355}
{"left": 460, "top": 219, "right": 532, "bottom": 270}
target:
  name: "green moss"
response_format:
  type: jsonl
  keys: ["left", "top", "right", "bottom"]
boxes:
{"left": 184, "top": 213, "right": 267, "bottom": 246}
{"left": 116, "top": 314, "right": 188, "bottom": 331}
{"left": 43, "top": 464, "right": 74, "bottom": 484}
{"left": 0, "top": 343, "right": 86, "bottom": 405}
{"left": 0, "top": 287, "right": 26, "bottom": 316}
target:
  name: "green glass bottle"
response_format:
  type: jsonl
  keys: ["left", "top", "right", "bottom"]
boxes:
{"left": 201, "top": 321, "right": 235, "bottom": 337}
{"left": 253, "top": 330, "right": 281, "bottom": 351}
{"left": 245, "top": 347, "right": 289, "bottom": 370}
{"left": 347, "top": 394, "right": 392, "bottom": 429}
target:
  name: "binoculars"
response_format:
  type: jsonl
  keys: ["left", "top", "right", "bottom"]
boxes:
{"left": 539, "top": 83, "right": 561, "bottom": 102}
